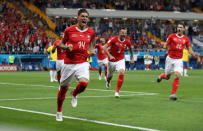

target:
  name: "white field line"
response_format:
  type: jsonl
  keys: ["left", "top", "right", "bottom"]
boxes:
{"left": 0, "top": 106, "right": 160, "bottom": 131}
{"left": 0, "top": 93, "right": 157, "bottom": 101}
{"left": 0, "top": 82, "right": 159, "bottom": 95}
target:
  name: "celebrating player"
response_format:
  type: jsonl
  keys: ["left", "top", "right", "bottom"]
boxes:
{"left": 96, "top": 38, "right": 108, "bottom": 80}
{"left": 52, "top": 33, "right": 65, "bottom": 83}
{"left": 103, "top": 28, "right": 134, "bottom": 97}
{"left": 56, "top": 9, "right": 95, "bottom": 121}
{"left": 157, "top": 23, "right": 198, "bottom": 101}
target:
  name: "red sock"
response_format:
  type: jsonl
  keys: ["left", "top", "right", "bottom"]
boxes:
{"left": 57, "top": 87, "right": 68, "bottom": 112}
{"left": 57, "top": 73, "right": 61, "bottom": 84}
{"left": 116, "top": 74, "right": 124, "bottom": 93}
{"left": 72, "top": 82, "right": 88, "bottom": 96}
{"left": 160, "top": 73, "right": 166, "bottom": 79}
{"left": 171, "top": 78, "right": 179, "bottom": 95}
{"left": 105, "top": 65, "right": 107, "bottom": 79}
{"left": 99, "top": 67, "right": 102, "bottom": 76}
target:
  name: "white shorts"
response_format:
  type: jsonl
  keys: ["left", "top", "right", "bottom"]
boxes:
{"left": 56, "top": 60, "right": 64, "bottom": 72}
{"left": 98, "top": 58, "right": 108, "bottom": 67}
{"left": 155, "top": 62, "right": 159, "bottom": 65}
{"left": 144, "top": 60, "right": 152, "bottom": 65}
{"left": 107, "top": 59, "right": 125, "bottom": 78}
{"left": 60, "top": 62, "right": 89, "bottom": 87}
{"left": 165, "top": 56, "right": 183, "bottom": 75}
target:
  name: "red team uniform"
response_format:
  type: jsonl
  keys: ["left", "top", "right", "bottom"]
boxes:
{"left": 57, "top": 24, "right": 95, "bottom": 113}
{"left": 96, "top": 44, "right": 107, "bottom": 60}
{"left": 107, "top": 36, "right": 131, "bottom": 62}
{"left": 53, "top": 39, "right": 66, "bottom": 82}
{"left": 159, "top": 33, "right": 190, "bottom": 99}
{"left": 106, "top": 36, "right": 132, "bottom": 93}
{"left": 96, "top": 43, "right": 108, "bottom": 80}
{"left": 62, "top": 25, "right": 95, "bottom": 64}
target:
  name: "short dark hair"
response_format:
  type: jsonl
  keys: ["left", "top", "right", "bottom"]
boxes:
{"left": 78, "top": 8, "right": 89, "bottom": 16}
{"left": 177, "top": 22, "right": 185, "bottom": 28}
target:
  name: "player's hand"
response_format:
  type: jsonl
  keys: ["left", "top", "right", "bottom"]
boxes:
{"left": 66, "top": 44, "right": 73, "bottom": 51}
{"left": 109, "top": 55, "right": 115, "bottom": 61}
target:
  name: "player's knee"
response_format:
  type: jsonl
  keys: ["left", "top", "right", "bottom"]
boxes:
{"left": 119, "top": 69, "right": 125, "bottom": 75}
{"left": 174, "top": 72, "right": 181, "bottom": 78}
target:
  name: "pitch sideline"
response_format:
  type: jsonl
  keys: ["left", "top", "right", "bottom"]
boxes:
{"left": 0, "top": 105, "right": 160, "bottom": 131}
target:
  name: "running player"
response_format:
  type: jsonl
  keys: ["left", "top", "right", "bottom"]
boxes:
{"left": 103, "top": 28, "right": 134, "bottom": 97}
{"left": 96, "top": 38, "right": 108, "bottom": 80}
{"left": 157, "top": 23, "right": 198, "bottom": 101}
{"left": 56, "top": 9, "right": 95, "bottom": 121}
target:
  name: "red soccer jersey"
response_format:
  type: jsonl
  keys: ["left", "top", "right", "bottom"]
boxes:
{"left": 166, "top": 33, "right": 190, "bottom": 59}
{"left": 96, "top": 43, "right": 107, "bottom": 60}
{"left": 107, "top": 36, "right": 131, "bottom": 62}
{"left": 53, "top": 40, "right": 65, "bottom": 60}
{"left": 62, "top": 25, "right": 95, "bottom": 64}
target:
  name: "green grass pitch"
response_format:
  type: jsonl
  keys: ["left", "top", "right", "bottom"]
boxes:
{"left": 0, "top": 70, "right": 203, "bottom": 131}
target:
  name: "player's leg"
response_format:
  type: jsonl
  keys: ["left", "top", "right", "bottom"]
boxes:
{"left": 104, "top": 64, "right": 107, "bottom": 80}
{"left": 71, "top": 62, "right": 89, "bottom": 107}
{"left": 157, "top": 56, "right": 172, "bottom": 82}
{"left": 98, "top": 61, "right": 102, "bottom": 80}
{"left": 115, "top": 69, "right": 124, "bottom": 97}
{"left": 56, "top": 64, "right": 74, "bottom": 121}
{"left": 115, "top": 59, "right": 125, "bottom": 97}
{"left": 106, "top": 62, "right": 114, "bottom": 89}
{"left": 169, "top": 59, "right": 182, "bottom": 101}
{"left": 53, "top": 61, "right": 57, "bottom": 81}
{"left": 183, "top": 61, "right": 188, "bottom": 76}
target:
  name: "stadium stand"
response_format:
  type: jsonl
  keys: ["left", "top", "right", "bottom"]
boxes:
{"left": 0, "top": 0, "right": 202, "bottom": 70}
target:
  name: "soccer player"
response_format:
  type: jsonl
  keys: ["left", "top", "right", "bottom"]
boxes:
{"left": 56, "top": 9, "right": 95, "bottom": 121}
{"left": 45, "top": 42, "right": 57, "bottom": 82}
{"left": 144, "top": 51, "right": 153, "bottom": 70}
{"left": 103, "top": 28, "right": 134, "bottom": 97}
{"left": 52, "top": 33, "right": 65, "bottom": 83}
{"left": 182, "top": 47, "right": 190, "bottom": 76}
{"left": 157, "top": 23, "right": 198, "bottom": 101}
{"left": 154, "top": 54, "right": 160, "bottom": 70}
{"left": 95, "top": 38, "right": 108, "bottom": 80}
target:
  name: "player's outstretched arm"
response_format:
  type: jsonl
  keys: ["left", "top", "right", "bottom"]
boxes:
{"left": 103, "top": 44, "right": 115, "bottom": 61}
{"left": 188, "top": 47, "right": 199, "bottom": 57}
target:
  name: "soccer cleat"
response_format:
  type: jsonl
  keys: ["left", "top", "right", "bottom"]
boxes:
{"left": 157, "top": 76, "right": 162, "bottom": 83}
{"left": 71, "top": 93, "right": 77, "bottom": 108}
{"left": 106, "top": 81, "right": 110, "bottom": 89}
{"left": 184, "top": 74, "right": 189, "bottom": 77}
{"left": 99, "top": 75, "right": 102, "bottom": 80}
{"left": 169, "top": 94, "right": 178, "bottom": 101}
{"left": 56, "top": 112, "right": 63, "bottom": 121}
{"left": 115, "top": 92, "right": 120, "bottom": 98}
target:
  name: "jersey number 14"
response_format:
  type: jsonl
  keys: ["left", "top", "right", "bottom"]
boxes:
{"left": 78, "top": 41, "right": 86, "bottom": 49}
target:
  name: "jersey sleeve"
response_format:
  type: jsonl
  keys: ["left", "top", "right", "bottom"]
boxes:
{"left": 62, "top": 28, "right": 69, "bottom": 43}
{"left": 166, "top": 34, "right": 173, "bottom": 45}
{"left": 106, "top": 37, "right": 115, "bottom": 46}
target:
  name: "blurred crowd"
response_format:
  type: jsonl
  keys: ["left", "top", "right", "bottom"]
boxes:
{"left": 0, "top": 1, "right": 51, "bottom": 54}
{"left": 0, "top": 0, "right": 202, "bottom": 55}
{"left": 54, "top": 17, "right": 202, "bottom": 52}
{"left": 31, "top": 0, "right": 202, "bottom": 12}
